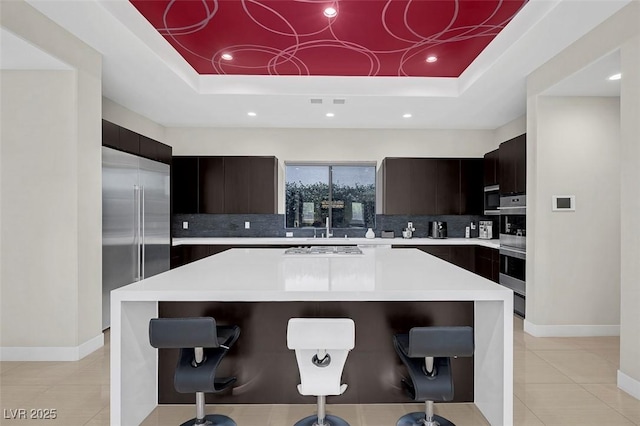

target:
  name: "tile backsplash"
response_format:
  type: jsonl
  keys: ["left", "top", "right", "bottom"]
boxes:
{"left": 172, "top": 214, "right": 498, "bottom": 239}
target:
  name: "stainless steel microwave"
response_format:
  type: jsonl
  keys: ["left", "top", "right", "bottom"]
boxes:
{"left": 484, "top": 185, "right": 500, "bottom": 215}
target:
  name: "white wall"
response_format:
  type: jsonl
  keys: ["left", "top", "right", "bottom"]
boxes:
{"left": 0, "top": 1, "right": 103, "bottom": 359}
{"left": 526, "top": 0, "right": 640, "bottom": 398}
{"left": 103, "top": 97, "right": 167, "bottom": 143}
{"left": 493, "top": 115, "right": 526, "bottom": 146}
{"left": 530, "top": 96, "right": 620, "bottom": 327}
{"left": 619, "top": 33, "right": 640, "bottom": 398}
{"left": 167, "top": 127, "right": 496, "bottom": 213}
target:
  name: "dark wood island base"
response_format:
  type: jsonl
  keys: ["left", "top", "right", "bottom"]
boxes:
{"left": 158, "top": 301, "right": 474, "bottom": 405}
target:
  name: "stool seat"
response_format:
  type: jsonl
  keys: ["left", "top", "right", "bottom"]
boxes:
{"left": 149, "top": 317, "right": 240, "bottom": 426}
{"left": 287, "top": 318, "right": 355, "bottom": 426}
{"left": 393, "top": 326, "right": 474, "bottom": 426}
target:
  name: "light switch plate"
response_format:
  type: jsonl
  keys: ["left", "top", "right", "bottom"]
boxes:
{"left": 182, "top": 221, "right": 188, "bottom": 229}
{"left": 245, "top": 221, "right": 250, "bottom": 229}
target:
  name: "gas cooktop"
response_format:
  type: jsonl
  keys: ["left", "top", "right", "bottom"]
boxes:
{"left": 284, "top": 246, "right": 363, "bottom": 255}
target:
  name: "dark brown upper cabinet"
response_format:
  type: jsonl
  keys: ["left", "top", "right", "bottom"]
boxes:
{"left": 172, "top": 157, "right": 199, "bottom": 214}
{"left": 198, "top": 157, "right": 225, "bottom": 214}
{"left": 410, "top": 159, "right": 438, "bottom": 215}
{"left": 171, "top": 156, "right": 278, "bottom": 215}
{"left": 483, "top": 149, "right": 499, "bottom": 187}
{"left": 382, "top": 157, "right": 483, "bottom": 215}
{"left": 435, "top": 159, "right": 460, "bottom": 215}
{"left": 246, "top": 156, "right": 278, "bottom": 214}
{"left": 499, "top": 134, "right": 526, "bottom": 195}
{"left": 382, "top": 158, "right": 413, "bottom": 215}
{"left": 101, "top": 120, "right": 172, "bottom": 165}
{"left": 460, "top": 158, "right": 484, "bottom": 215}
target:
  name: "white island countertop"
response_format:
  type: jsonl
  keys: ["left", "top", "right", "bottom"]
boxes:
{"left": 115, "top": 246, "right": 508, "bottom": 301}
{"left": 172, "top": 236, "right": 500, "bottom": 249}
{"left": 111, "top": 247, "right": 513, "bottom": 425}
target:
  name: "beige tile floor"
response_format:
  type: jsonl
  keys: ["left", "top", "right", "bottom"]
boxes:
{"left": 1, "top": 316, "right": 639, "bottom": 425}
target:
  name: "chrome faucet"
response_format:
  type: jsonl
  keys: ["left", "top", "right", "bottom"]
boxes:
{"left": 325, "top": 217, "right": 333, "bottom": 238}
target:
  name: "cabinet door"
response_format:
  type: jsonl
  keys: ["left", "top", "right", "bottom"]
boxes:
{"left": 248, "top": 157, "right": 278, "bottom": 213}
{"left": 119, "top": 127, "right": 140, "bottom": 154}
{"left": 450, "top": 246, "right": 475, "bottom": 271}
{"left": 102, "top": 120, "right": 120, "bottom": 150}
{"left": 223, "top": 157, "right": 251, "bottom": 214}
{"left": 139, "top": 135, "right": 158, "bottom": 161}
{"left": 499, "top": 138, "right": 515, "bottom": 194}
{"left": 156, "top": 143, "right": 173, "bottom": 165}
{"left": 419, "top": 245, "right": 451, "bottom": 262}
{"left": 460, "top": 159, "right": 484, "bottom": 215}
{"left": 407, "top": 159, "right": 436, "bottom": 214}
{"left": 199, "top": 157, "right": 225, "bottom": 213}
{"left": 383, "top": 158, "right": 413, "bottom": 214}
{"left": 475, "top": 246, "right": 493, "bottom": 280}
{"left": 514, "top": 134, "right": 527, "bottom": 194}
{"left": 435, "top": 159, "right": 460, "bottom": 215}
{"left": 483, "top": 149, "right": 499, "bottom": 186}
{"left": 499, "top": 134, "right": 526, "bottom": 195}
{"left": 172, "top": 157, "right": 199, "bottom": 213}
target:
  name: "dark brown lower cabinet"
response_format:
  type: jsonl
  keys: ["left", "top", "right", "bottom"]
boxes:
{"left": 475, "top": 246, "right": 500, "bottom": 283}
{"left": 171, "top": 245, "right": 234, "bottom": 268}
{"left": 394, "top": 245, "right": 497, "bottom": 280}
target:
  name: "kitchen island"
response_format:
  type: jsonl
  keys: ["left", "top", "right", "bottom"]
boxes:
{"left": 111, "top": 246, "right": 513, "bottom": 425}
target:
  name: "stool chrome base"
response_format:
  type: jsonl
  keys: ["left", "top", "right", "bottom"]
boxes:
{"left": 396, "top": 412, "right": 455, "bottom": 426}
{"left": 179, "top": 414, "right": 237, "bottom": 426}
{"left": 294, "top": 414, "right": 350, "bottom": 426}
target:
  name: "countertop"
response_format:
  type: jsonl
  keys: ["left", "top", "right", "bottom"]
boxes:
{"left": 113, "top": 246, "right": 509, "bottom": 302}
{"left": 171, "top": 236, "right": 500, "bottom": 249}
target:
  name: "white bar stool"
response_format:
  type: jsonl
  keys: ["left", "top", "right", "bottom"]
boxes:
{"left": 287, "top": 318, "right": 356, "bottom": 426}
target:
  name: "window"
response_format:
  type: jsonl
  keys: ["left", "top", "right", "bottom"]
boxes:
{"left": 285, "top": 163, "right": 376, "bottom": 229}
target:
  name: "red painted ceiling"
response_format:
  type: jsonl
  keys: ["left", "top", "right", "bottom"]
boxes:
{"left": 130, "top": 0, "right": 527, "bottom": 77}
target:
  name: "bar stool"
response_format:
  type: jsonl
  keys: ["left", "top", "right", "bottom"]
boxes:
{"left": 149, "top": 317, "right": 240, "bottom": 426}
{"left": 287, "top": 318, "right": 356, "bottom": 426}
{"left": 393, "top": 326, "right": 474, "bottom": 426}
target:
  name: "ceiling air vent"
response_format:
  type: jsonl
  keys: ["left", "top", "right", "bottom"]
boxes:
{"left": 333, "top": 99, "right": 346, "bottom": 105}
{"left": 310, "top": 98, "right": 323, "bottom": 104}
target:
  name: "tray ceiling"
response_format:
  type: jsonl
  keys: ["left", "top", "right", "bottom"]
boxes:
{"left": 129, "top": 0, "right": 527, "bottom": 77}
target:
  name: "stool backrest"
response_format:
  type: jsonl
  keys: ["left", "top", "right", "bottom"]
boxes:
{"left": 287, "top": 318, "right": 355, "bottom": 396}
{"left": 149, "top": 317, "right": 220, "bottom": 349}
{"left": 407, "top": 326, "right": 474, "bottom": 358}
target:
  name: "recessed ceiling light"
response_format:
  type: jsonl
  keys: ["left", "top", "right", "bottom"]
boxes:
{"left": 324, "top": 7, "right": 337, "bottom": 18}
{"left": 403, "top": 113, "right": 412, "bottom": 118}
{"left": 608, "top": 73, "right": 621, "bottom": 81}
{"left": 247, "top": 112, "right": 257, "bottom": 117}
{"left": 426, "top": 55, "right": 438, "bottom": 63}
{"left": 221, "top": 53, "right": 233, "bottom": 61}
{"left": 326, "top": 112, "right": 335, "bottom": 117}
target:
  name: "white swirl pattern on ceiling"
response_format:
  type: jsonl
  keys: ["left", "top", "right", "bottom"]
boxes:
{"left": 130, "top": 0, "right": 527, "bottom": 77}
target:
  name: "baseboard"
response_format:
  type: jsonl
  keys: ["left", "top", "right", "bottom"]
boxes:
{"left": 618, "top": 370, "right": 640, "bottom": 400}
{"left": 524, "top": 320, "right": 620, "bottom": 337}
{"left": 0, "top": 333, "right": 104, "bottom": 361}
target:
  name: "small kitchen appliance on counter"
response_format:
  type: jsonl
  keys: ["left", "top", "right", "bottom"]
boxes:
{"left": 427, "top": 221, "right": 447, "bottom": 239}
{"left": 478, "top": 221, "right": 493, "bottom": 239}
{"left": 402, "top": 222, "right": 415, "bottom": 239}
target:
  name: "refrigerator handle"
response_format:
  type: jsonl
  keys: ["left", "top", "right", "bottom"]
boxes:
{"left": 134, "top": 185, "right": 141, "bottom": 282}
{"left": 141, "top": 185, "right": 145, "bottom": 280}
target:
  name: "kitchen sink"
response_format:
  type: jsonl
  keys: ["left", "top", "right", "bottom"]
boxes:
{"left": 284, "top": 246, "right": 363, "bottom": 255}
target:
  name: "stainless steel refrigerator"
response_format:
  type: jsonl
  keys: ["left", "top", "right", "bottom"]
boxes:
{"left": 102, "top": 146, "right": 170, "bottom": 329}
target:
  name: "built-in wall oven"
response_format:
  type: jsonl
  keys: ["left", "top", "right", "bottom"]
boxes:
{"left": 499, "top": 195, "right": 526, "bottom": 317}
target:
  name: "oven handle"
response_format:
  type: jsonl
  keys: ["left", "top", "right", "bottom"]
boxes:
{"left": 499, "top": 206, "right": 526, "bottom": 215}
{"left": 500, "top": 246, "right": 526, "bottom": 260}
